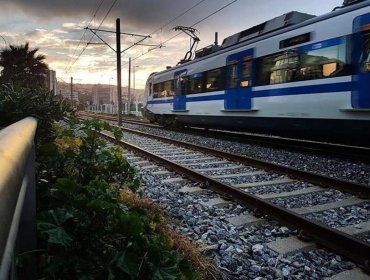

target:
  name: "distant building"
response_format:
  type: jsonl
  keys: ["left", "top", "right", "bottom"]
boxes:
{"left": 110, "top": 86, "right": 128, "bottom": 105}
{"left": 46, "top": 70, "right": 57, "bottom": 95}
{"left": 92, "top": 84, "right": 113, "bottom": 105}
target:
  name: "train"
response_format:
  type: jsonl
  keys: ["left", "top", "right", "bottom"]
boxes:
{"left": 142, "top": 0, "right": 370, "bottom": 144}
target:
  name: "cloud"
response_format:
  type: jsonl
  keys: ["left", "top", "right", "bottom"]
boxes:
{"left": 0, "top": 0, "right": 344, "bottom": 87}
{"left": 62, "top": 23, "right": 78, "bottom": 28}
{"left": 0, "top": 0, "right": 205, "bottom": 32}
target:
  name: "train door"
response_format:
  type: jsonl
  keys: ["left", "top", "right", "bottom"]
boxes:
{"left": 224, "top": 49, "right": 254, "bottom": 110}
{"left": 352, "top": 13, "right": 370, "bottom": 109}
{"left": 173, "top": 69, "right": 187, "bottom": 111}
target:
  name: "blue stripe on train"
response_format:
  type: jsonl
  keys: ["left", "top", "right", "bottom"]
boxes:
{"left": 147, "top": 81, "right": 355, "bottom": 105}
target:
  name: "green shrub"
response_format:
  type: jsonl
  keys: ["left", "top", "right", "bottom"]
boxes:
{"left": 34, "top": 119, "right": 198, "bottom": 279}
{"left": 0, "top": 83, "right": 71, "bottom": 143}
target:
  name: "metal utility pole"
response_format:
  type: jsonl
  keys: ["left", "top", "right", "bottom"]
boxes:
{"left": 70, "top": 77, "right": 73, "bottom": 108}
{"left": 116, "top": 19, "right": 122, "bottom": 125}
{"left": 128, "top": 57, "right": 131, "bottom": 115}
{"left": 85, "top": 19, "right": 160, "bottom": 126}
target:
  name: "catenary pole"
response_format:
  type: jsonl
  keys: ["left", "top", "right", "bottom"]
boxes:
{"left": 116, "top": 19, "right": 122, "bottom": 126}
{"left": 85, "top": 19, "right": 158, "bottom": 123}
{"left": 70, "top": 77, "right": 73, "bottom": 108}
{"left": 128, "top": 57, "right": 131, "bottom": 115}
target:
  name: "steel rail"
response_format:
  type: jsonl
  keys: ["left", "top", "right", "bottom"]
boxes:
{"left": 99, "top": 131, "right": 370, "bottom": 268}
{"left": 78, "top": 112, "right": 161, "bottom": 128}
{"left": 184, "top": 127, "right": 370, "bottom": 162}
{"left": 79, "top": 113, "right": 370, "bottom": 196}
{"left": 114, "top": 125, "right": 370, "bottom": 198}
{"left": 79, "top": 112, "right": 370, "bottom": 162}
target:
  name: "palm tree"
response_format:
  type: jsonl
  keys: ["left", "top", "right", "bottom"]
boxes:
{"left": 0, "top": 42, "right": 49, "bottom": 88}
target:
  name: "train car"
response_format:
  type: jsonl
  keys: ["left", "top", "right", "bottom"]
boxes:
{"left": 143, "top": 0, "right": 370, "bottom": 143}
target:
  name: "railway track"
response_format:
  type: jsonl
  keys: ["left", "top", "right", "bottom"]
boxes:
{"left": 78, "top": 111, "right": 161, "bottom": 128}
{"left": 185, "top": 127, "right": 370, "bottom": 163}
{"left": 79, "top": 111, "right": 370, "bottom": 162}
{"left": 77, "top": 113, "right": 370, "bottom": 276}
{"left": 94, "top": 124, "right": 370, "bottom": 277}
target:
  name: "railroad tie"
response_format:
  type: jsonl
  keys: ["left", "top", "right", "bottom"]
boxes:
{"left": 266, "top": 236, "right": 316, "bottom": 256}
{"left": 233, "top": 178, "right": 295, "bottom": 188}
{"left": 159, "top": 153, "right": 196, "bottom": 157}
{"left": 125, "top": 156, "right": 141, "bottom": 161}
{"left": 176, "top": 157, "right": 216, "bottom": 164}
{"left": 182, "top": 160, "right": 228, "bottom": 166}
{"left": 151, "top": 170, "right": 173, "bottom": 175}
{"left": 200, "top": 197, "right": 230, "bottom": 208}
{"left": 178, "top": 186, "right": 206, "bottom": 194}
{"left": 161, "top": 177, "right": 188, "bottom": 184}
{"left": 337, "top": 220, "right": 370, "bottom": 236}
{"left": 140, "top": 165, "right": 158, "bottom": 170}
{"left": 291, "top": 197, "right": 365, "bottom": 215}
{"left": 323, "top": 268, "right": 370, "bottom": 280}
{"left": 256, "top": 186, "right": 322, "bottom": 200}
{"left": 213, "top": 171, "right": 267, "bottom": 179}
{"left": 133, "top": 160, "right": 152, "bottom": 166}
{"left": 195, "top": 165, "right": 245, "bottom": 172}
{"left": 226, "top": 213, "right": 264, "bottom": 226}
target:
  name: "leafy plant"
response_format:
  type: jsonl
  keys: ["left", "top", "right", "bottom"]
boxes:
{"left": 0, "top": 83, "right": 72, "bottom": 144}
{"left": 33, "top": 119, "right": 198, "bottom": 279}
{"left": 0, "top": 42, "right": 49, "bottom": 88}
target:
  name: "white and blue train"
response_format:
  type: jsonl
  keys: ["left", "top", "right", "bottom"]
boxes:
{"left": 143, "top": 0, "right": 370, "bottom": 142}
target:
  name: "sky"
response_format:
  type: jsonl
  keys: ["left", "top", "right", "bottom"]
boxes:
{"left": 0, "top": 0, "right": 344, "bottom": 88}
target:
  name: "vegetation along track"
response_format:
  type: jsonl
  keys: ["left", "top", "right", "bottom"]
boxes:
{"left": 93, "top": 123, "right": 370, "bottom": 271}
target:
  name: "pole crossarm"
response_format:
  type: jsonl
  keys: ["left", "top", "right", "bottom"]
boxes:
{"left": 136, "top": 43, "right": 164, "bottom": 47}
{"left": 82, "top": 19, "right": 153, "bottom": 126}
{"left": 85, "top": 27, "right": 116, "bottom": 52}
{"left": 121, "top": 37, "right": 162, "bottom": 53}
{"left": 86, "top": 27, "right": 150, "bottom": 38}
{"left": 85, "top": 26, "right": 155, "bottom": 54}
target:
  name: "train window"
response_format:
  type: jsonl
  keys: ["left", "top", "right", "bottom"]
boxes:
{"left": 205, "top": 67, "right": 225, "bottom": 91}
{"left": 257, "top": 50, "right": 299, "bottom": 85}
{"left": 152, "top": 80, "right": 174, "bottom": 98}
{"left": 164, "top": 80, "right": 175, "bottom": 97}
{"left": 153, "top": 83, "right": 160, "bottom": 98}
{"left": 297, "top": 43, "right": 348, "bottom": 80}
{"left": 156, "top": 83, "right": 164, "bottom": 98}
{"left": 188, "top": 73, "right": 204, "bottom": 94}
{"left": 227, "top": 63, "right": 238, "bottom": 88}
{"left": 361, "top": 27, "right": 370, "bottom": 72}
{"left": 180, "top": 76, "right": 188, "bottom": 95}
{"left": 271, "top": 51, "right": 299, "bottom": 84}
{"left": 149, "top": 83, "right": 153, "bottom": 96}
{"left": 241, "top": 57, "right": 252, "bottom": 87}
{"left": 256, "top": 38, "right": 351, "bottom": 85}
{"left": 256, "top": 55, "right": 277, "bottom": 85}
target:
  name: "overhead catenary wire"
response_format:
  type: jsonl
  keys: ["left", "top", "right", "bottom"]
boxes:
{"left": 109, "top": 0, "right": 210, "bottom": 61}
{"left": 148, "top": 0, "right": 209, "bottom": 37}
{"left": 72, "top": 0, "right": 212, "bottom": 73}
{"left": 64, "top": 0, "right": 106, "bottom": 73}
{"left": 126, "top": 0, "right": 239, "bottom": 65}
{"left": 65, "top": 0, "right": 118, "bottom": 74}
{"left": 65, "top": 0, "right": 238, "bottom": 78}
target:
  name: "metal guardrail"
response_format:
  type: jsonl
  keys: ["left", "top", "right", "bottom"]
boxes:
{"left": 0, "top": 117, "right": 37, "bottom": 280}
